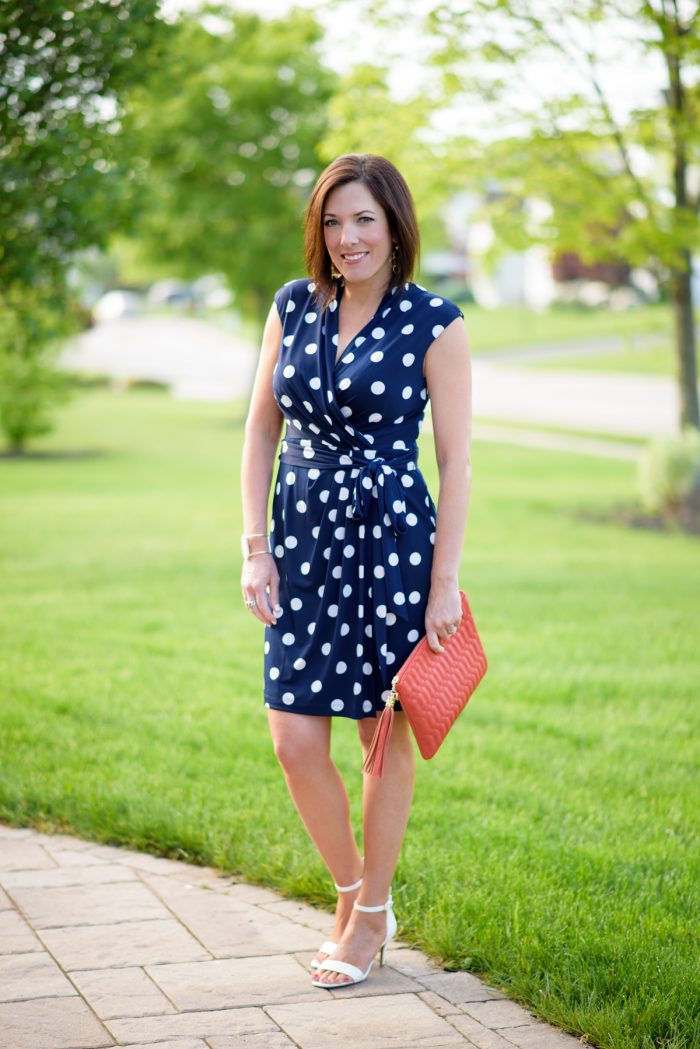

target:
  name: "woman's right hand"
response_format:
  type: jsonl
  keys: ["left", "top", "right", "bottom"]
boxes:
{"left": 241, "top": 553, "right": 281, "bottom": 627}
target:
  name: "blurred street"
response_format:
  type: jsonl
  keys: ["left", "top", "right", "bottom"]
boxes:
{"left": 61, "top": 315, "right": 681, "bottom": 445}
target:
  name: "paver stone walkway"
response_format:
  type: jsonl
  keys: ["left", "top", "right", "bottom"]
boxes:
{"left": 0, "top": 822, "right": 584, "bottom": 1049}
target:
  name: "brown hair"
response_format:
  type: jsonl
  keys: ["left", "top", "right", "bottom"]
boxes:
{"left": 303, "top": 153, "right": 420, "bottom": 311}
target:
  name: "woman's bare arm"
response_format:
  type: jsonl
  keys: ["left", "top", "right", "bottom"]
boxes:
{"left": 240, "top": 301, "right": 285, "bottom": 626}
{"left": 422, "top": 316, "right": 473, "bottom": 653}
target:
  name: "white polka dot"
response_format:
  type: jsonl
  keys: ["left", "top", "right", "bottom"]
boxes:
{"left": 269, "top": 666, "right": 280, "bottom": 679}
{"left": 388, "top": 552, "right": 399, "bottom": 566}
{"left": 371, "top": 327, "right": 385, "bottom": 339}
{"left": 338, "top": 377, "right": 351, "bottom": 390}
{"left": 282, "top": 632, "right": 295, "bottom": 645}
{"left": 327, "top": 604, "right": 339, "bottom": 617}
{"left": 336, "top": 661, "right": 347, "bottom": 674}
{"left": 386, "top": 652, "right": 396, "bottom": 665}
{"left": 368, "top": 412, "right": 382, "bottom": 423}
{"left": 374, "top": 565, "right": 385, "bottom": 579}
{"left": 309, "top": 376, "right": 321, "bottom": 390}
{"left": 343, "top": 583, "right": 353, "bottom": 597}
{"left": 308, "top": 621, "right": 316, "bottom": 634}
{"left": 392, "top": 499, "right": 405, "bottom": 513}
{"left": 362, "top": 476, "right": 373, "bottom": 490}
{"left": 386, "top": 612, "right": 397, "bottom": 626}
{"left": 401, "top": 324, "right": 414, "bottom": 336}
{"left": 406, "top": 513, "right": 418, "bottom": 525}
{"left": 331, "top": 698, "right": 345, "bottom": 712}
{"left": 362, "top": 662, "right": 373, "bottom": 675}
{"left": 280, "top": 394, "right": 292, "bottom": 407}
{"left": 283, "top": 364, "right": 295, "bottom": 378}
{"left": 370, "top": 350, "right": 384, "bottom": 362}
{"left": 304, "top": 343, "right": 318, "bottom": 355}
{"left": 274, "top": 544, "right": 284, "bottom": 557}
{"left": 322, "top": 642, "right": 331, "bottom": 655}
{"left": 338, "top": 486, "right": 350, "bottom": 500}
{"left": 283, "top": 334, "right": 294, "bottom": 346}
{"left": 319, "top": 490, "right": 330, "bottom": 503}
{"left": 296, "top": 500, "right": 307, "bottom": 513}
{"left": 342, "top": 352, "right": 355, "bottom": 363}
{"left": 304, "top": 312, "right": 317, "bottom": 323}
{"left": 408, "top": 629, "right": 420, "bottom": 642}
{"left": 285, "top": 471, "right": 296, "bottom": 484}
{"left": 400, "top": 474, "right": 414, "bottom": 487}
{"left": 343, "top": 545, "right": 355, "bottom": 558}
{"left": 282, "top": 692, "right": 295, "bottom": 704}
{"left": 409, "top": 552, "right": 422, "bottom": 565}
{"left": 301, "top": 561, "right": 311, "bottom": 575}
{"left": 376, "top": 604, "right": 387, "bottom": 618}
{"left": 332, "top": 565, "right": 342, "bottom": 579}
{"left": 285, "top": 300, "right": 296, "bottom": 313}
{"left": 284, "top": 535, "right": 297, "bottom": 548}
{"left": 430, "top": 531, "right": 436, "bottom": 545}
{"left": 311, "top": 680, "right": 322, "bottom": 693}
{"left": 373, "top": 525, "right": 382, "bottom": 538}
{"left": 408, "top": 591, "right": 421, "bottom": 604}
{"left": 290, "top": 599, "right": 303, "bottom": 613}
{"left": 399, "top": 299, "right": 412, "bottom": 312}
{"left": 355, "top": 335, "right": 366, "bottom": 346}
{"left": 402, "top": 353, "right": 415, "bottom": 366}
{"left": 362, "top": 699, "right": 373, "bottom": 712}
{"left": 429, "top": 297, "right": 444, "bottom": 306}
{"left": 432, "top": 325, "right": 444, "bottom": 339}
{"left": 393, "top": 592, "right": 406, "bottom": 605}
{"left": 371, "top": 381, "right": 385, "bottom": 395}
{"left": 264, "top": 640, "right": 270, "bottom": 654}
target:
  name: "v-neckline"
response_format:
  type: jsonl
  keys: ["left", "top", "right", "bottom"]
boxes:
{"left": 331, "top": 282, "right": 396, "bottom": 369}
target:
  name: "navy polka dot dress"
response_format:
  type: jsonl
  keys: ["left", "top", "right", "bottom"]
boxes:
{"left": 263, "top": 277, "right": 464, "bottom": 720}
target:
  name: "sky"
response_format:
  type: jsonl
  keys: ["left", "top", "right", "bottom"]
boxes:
{"left": 160, "top": 0, "right": 669, "bottom": 144}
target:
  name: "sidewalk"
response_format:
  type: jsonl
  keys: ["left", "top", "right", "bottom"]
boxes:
{"left": 0, "top": 823, "right": 582, "bottom": 1049}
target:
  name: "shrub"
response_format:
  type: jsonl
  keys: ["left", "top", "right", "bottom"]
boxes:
{"left": 637, "top": 428, "right": 700, "bottom": 518}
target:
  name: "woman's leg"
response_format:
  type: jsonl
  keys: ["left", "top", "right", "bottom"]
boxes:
{"left": 266, "top": 709, "right": 363, "bottom": 951}
{"left": 313, "top": 710, "right": 415, "bottom": 984}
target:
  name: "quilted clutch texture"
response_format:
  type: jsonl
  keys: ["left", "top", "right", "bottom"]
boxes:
{"left": 362, "top": 590, "right": 487, "bottom": 776}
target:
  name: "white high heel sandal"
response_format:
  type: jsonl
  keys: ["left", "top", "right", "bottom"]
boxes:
{"left": 309, "top": 874, "right": 364, "bottom": 971}
{"left": 311, "top": 892, "right": 397, "bottom": 988}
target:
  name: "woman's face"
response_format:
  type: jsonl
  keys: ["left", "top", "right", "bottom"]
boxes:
{"left": 322, "top": 180, "right": 394, "bottom": 291}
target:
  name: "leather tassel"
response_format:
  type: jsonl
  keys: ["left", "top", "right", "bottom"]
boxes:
{"left": 361, "top": 679, "right": 399, "bottom": 778}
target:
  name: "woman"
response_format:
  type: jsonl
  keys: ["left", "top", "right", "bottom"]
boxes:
{"left": 240, "top": 153, "right": 472, "bottom": 988}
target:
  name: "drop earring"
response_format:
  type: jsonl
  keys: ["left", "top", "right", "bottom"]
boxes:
{"left": 330, "top": 262, "right": 342, "bottom": 280}
{"left": 391, "top": 244, "right": 400, "bottom": 275}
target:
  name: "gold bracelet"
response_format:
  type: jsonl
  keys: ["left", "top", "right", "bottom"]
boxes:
{"left": 247, "top": 549, "right": 272, "bottom": 558}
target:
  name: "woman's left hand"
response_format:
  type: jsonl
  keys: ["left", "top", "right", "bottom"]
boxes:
{"left": 424, "top": 582, "right": 462, "bottom": 654}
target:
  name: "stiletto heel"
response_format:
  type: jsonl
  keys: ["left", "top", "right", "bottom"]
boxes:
{"left": 311, "top": 892, "right": 397, "bottom": 988}
{"left": 309, "top": 869, "right": 364, "bottom": 971}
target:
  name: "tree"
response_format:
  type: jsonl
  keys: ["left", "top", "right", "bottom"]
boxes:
{"left": 119, "top": 5, "right": 339, "bottom": 326}
{"left": 0, "top": 0, "right": 163, "bottom": 452}
{"left": 350, "top": 0, "right": 700, "bottom": 431}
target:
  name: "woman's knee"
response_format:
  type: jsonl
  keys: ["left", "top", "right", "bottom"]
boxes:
{"left": 269, "top": 712, "right": 330, "bottom": 773}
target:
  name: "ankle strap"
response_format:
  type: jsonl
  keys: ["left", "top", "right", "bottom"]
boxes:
{"left": 354, "top": 895, "right": 392, "bottom": 912}
{"left": 334, "top": 876, "right": 363, "bottom": 892}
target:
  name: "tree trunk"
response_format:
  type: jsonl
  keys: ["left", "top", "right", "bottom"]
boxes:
{"left": 670, "top": 253, "right": 700, "bottom": 431}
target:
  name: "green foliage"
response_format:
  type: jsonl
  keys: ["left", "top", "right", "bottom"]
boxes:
{"left": 119, "top": 5, "right": 338, "bottom": 325}
{"left": 0, "top": 285, "right": 73, "bottom": 454}
{"left": 638, "top": 428, "right": 700, "bottom": 515}
{"left": 0, "top": 0, "right": 164, "bottom": 288}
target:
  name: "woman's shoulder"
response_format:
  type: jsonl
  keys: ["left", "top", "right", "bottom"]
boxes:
{"left": 273, "top": 276, "right": 317, "bottom": 318}
{"left": 402, "top": 281, "right": 465, "bottom": 319}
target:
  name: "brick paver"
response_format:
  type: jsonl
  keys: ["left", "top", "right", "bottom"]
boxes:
{"left": 0, "top": 822, "right": 583, "bottom": 1048}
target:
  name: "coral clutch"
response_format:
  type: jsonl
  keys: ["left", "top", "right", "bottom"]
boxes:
{"left": 362, "top": 590, "right": 487, "bottom": 777}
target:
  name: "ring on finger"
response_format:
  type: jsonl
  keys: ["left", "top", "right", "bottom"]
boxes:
{"left": 245, "top": 598, "right": 257, "bottom": 608}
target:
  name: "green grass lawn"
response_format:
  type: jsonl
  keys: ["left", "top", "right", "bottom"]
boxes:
{"left": 1, "top": 389, "right": 698, "bottom": 1049}
{"left": 523, "top": 342, "right": 676, "bottom": 376}
{"left": 460, "top": 302, "right": 673, "bottom": 352}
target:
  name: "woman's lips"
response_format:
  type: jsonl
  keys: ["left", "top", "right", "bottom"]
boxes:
{"left": 341, "top": 252, "right": 368, "bottom": 265}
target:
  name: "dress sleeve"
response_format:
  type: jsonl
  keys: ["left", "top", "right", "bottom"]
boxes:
{"left": 273, "top": 280, "right": 297, "bottom": 321}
